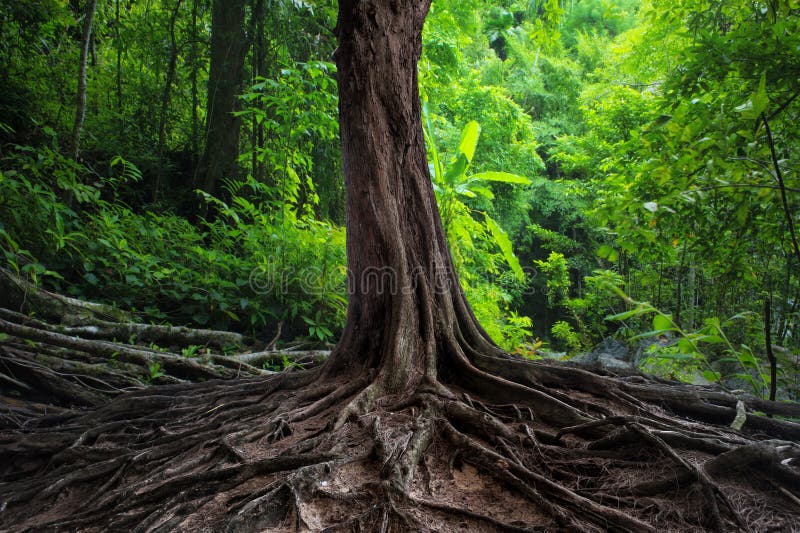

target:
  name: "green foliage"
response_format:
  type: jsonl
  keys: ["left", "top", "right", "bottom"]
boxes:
{"left": 181, "top": 345, "right": 201, "bottom": 358}
{"left": 608, "top": 295, "right": 778, "bottom": 398}
{"left": 551, "top": 320, "right": 581, "bottom": 353}
{"left": 423, "top": 100, "right": 535, "bottom": 350}
{"left": 0, "top": 142, "right": 346, "bottom": 339}
{"left": 239, "top": 61, "right": 339, "bottom": 214}
{"left": 533, "top": 251, "right": 569, "bottom": 307}
{"left": 146, "top": 361, "right": 165, "bottom": 382}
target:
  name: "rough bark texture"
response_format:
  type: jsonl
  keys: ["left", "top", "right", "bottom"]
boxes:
{"left": 196, "top": 0, "right": 249, "bottom": 196}
{"left": 325, "top": 0, "right": 503, "bottom": 399}
{"left": 1, "top": 2, "right": 799, "bottom": 531}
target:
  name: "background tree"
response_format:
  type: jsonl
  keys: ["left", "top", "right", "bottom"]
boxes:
{"left": 196, "top": 0, "right": 250, "bottom": 196}
{"left": 70, "top": 0, "right": 99, "bottom": 160}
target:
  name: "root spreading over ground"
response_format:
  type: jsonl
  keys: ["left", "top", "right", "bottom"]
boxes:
{"left": 2, "top": 324, "right": 800, "bottom": 531}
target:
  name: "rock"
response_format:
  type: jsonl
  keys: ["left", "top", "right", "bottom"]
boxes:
{"left": 597, "top": 353, "right": 633, "bottom": 370}
{"left": 570, "top": 338, "right": 634, "bottom": 371}
{"left": 594, "top": 337, "right": 630, "bottom": 361}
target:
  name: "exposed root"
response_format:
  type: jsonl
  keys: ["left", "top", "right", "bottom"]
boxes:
{"left": 2, "top": 338, "right": 800, "bottom": 531}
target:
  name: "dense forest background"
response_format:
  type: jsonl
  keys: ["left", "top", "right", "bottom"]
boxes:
{"left": 1, "top": 0, "right": 798, "bottom": 399}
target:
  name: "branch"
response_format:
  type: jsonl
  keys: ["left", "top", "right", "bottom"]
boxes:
{"left": 761, "top": 113, "right": 800, "bottom": 268}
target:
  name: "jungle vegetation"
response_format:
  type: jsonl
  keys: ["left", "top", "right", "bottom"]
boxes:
{"left": 2, "top": 0, "right": 797, "bottom": 397}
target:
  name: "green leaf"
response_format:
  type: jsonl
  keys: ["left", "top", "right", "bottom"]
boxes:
{"left": 652, "top": 314, "right": 674, "bottom": 332}
{"left": 606, "top": 306, "right": 652, "bottom": 321}
{"left": 484, "top": 214, "right": 524, "bottom": 282}
{"left": 752, "top": 72, "right": 769, "bottom": 117}
{"left": 469, "top": 186, "right": 494, "bottom": 199}
{"left": 597, "top": 244, "right": 618, "bottom": 263}
{"left": 736, "top": 73, "right": 769, "bottom": 119}
{"left": 470, "top": 171, "right": 531, "bottom": 185}
{"left": 678, "top": 337, "right": 694, "bottom": 354}
{"left": 651, "top": 114, "right": 672, "bottom": 129}
{"left": 444, "top": 154, "right": 469, "bottom": 185}
{"left": 458, "top": 121, "right": 481, "bottom": 163}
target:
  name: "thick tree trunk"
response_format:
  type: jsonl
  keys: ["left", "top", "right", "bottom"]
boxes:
{"left": 70, "top": 0, "right": 99, "bottom": 160}
{"left": 196, "top": 0, "right": 249, "bottom": 196}
{"left": 326, "top": 0, "right": 499, "bottom": 396}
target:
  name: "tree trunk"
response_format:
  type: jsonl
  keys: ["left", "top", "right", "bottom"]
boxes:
{"left": 115, "top": 0, "right": 123, "bottom": 129}
{"left": 154, "top": 0, "right": 184, "bottom": 202}
{"left": 70, "top": 0, "right": 99, "bottom": 161}
{"left": 325, "top": 0, "right": 500, "bottom": 397}
{"left": 249, "top": 0, "right": 265, "bottom": 182}
{"left": 196, "top": 0, "right": 250, "bottom": 196}
{"left": 189, "top": 0, "right": 199, "bottom": 164}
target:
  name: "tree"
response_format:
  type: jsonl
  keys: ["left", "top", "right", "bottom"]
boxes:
{"left": 196, "top": 0, "right": 250, "bottom": 196}
{"left": 70, "top": 0, "right": 99, "bottom": 160}
{"left": 1, "top": 2, "right": 799, "bottom": 530}
{"left": 154, "top": 0, "right": 185, "bottom": 202}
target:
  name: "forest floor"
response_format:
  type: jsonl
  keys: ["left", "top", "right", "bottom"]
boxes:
{"left": 1, "top": 271, "right": 800, "bottom": 531}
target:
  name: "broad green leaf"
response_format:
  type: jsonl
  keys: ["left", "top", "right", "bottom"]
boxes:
{"left": 678, "top": 337, "right": 694, "bottom": 354}
{"left": 471, "top": 171, "right": 531, "bottom": 185}
{"left": 458, "top": 121, "right": 481, "bottom": 163}
{"left": 736, "top": 73, "right": 769, "bottom": 119}
{"left": 469, "top": 186, "right": 494, "bottom": 199}
{"left": 652, "top": 314, "right": 674, "bottom": 331}
{"left": 752, "top": 72, "right": 769, "bottom": 117}
{"left": 444, "top": 154, "right": 469, "bottom": 185}
{"left": 484, "top": 214, "right": 524, "bottom": 282}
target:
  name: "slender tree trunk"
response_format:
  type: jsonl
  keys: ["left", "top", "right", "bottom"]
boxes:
{"left": 71, "top": 0, "right": 99, "bottom": 161}
{"left": 675, "top": 246, "right": 687, "bottom": 328}
{"left": 762, "top": 113, "right": 800, "bottom": 268}
{"left": 189, "top": 0, "right": 199, "bottom": 166}
{"left": 764, "top": 297, "right": 777, "bottom": 402}
{"left": 154, "top": 0, "right": 184, "bottom": 202}
{"left": 249, "top": 0, "right": 265, "bottom": 181}
{"left": 325, "top": 0, "right": 500, "bottom": 394}
{"left": 196, "top": 0, "right": 250, "bottom": 197}
{"left": 115, "top": 0, "right": 123, "bottom": 128}
{"left": 687, "top": 262, "right": 696, "bottom": 330}
{"left": 656, "top": 260, "right": 663, "bottom": 309}
{"left": 255, "top": 0, "right": 266, "bottom": 181}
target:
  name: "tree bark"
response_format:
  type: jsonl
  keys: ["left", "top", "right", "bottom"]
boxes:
{"left": 325, "top": 0, "right": 500, "bottom": 395}
{"left": 154, "top": 0, "right": 184, "bottom": 202}
{"left": 70, "top": 0, "right": 99, "bottom": 161}
{"left": 196, "top": 0, "right": 250, "bottom": 196}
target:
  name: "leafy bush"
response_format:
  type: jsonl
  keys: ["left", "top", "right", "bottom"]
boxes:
{"left": 0, "top": 143, "right": 346, "bottom": 340}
